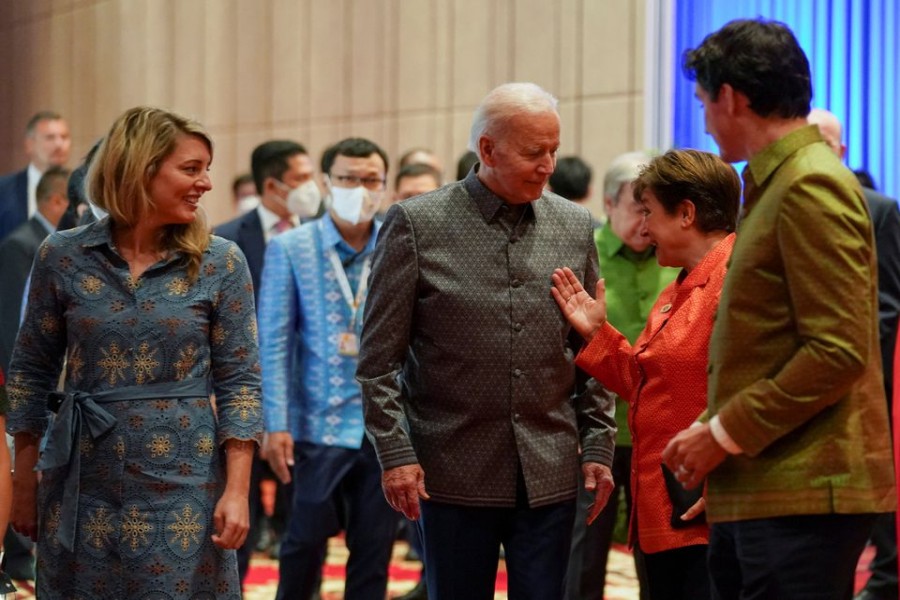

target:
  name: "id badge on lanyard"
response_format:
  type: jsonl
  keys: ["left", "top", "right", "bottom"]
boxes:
{"left": 328, "top": 250, "right": 371, "bottom": 357}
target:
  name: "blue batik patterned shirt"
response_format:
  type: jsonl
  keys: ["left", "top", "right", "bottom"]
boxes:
{"left": 258, "top": 214, "right": 380, "bottom": 448}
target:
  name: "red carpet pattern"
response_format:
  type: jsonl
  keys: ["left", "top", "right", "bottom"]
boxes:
{"left": 9, "top": 539, "right": 876, "bottom": 599}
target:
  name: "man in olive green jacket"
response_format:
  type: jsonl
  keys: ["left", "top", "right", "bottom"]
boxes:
{"left": 662, "top": 18, "right": 896, "bottom": 600}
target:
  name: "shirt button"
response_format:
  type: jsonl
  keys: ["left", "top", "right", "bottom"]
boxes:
{"left": 511, "top": 279, "right": 522, "bottom": 288}
{"left": 513, "top": 368, "right": 523, "bottom": 377}
{"left": 513, "top": 322, "right": 523, "bottom": 332}
{"left": 513, "top": 413, "right": 520, "bottom": 422}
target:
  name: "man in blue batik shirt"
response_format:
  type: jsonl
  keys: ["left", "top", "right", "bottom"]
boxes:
{"left": 259, "top": 137, "right": 398, "bottom": 600}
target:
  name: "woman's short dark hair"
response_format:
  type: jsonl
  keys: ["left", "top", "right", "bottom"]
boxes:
{"left": 633, "top": 149, "right": 741, "bottom": 234}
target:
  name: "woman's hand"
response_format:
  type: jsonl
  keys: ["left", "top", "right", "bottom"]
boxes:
{"left": 213, "top": 438, "right": 255, "bottom": 549}
{"left": 211, "top": 489, "right": 250, "bottom": 549}
{"left": 551, "top": 267, "right": 607, "bottom": 341}
{"left": 11, "top": 433, "right": 39, "bottom": 541}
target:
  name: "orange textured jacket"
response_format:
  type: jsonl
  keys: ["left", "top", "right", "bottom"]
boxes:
{"left": 576, "top": 233, "right": 735, "bottom": 554}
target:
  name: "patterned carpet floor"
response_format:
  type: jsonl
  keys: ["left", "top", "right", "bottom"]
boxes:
{"left": 8, "top": 538, "right": 877, "bottom": 599}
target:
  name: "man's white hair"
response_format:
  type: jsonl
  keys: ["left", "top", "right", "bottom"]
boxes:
{"left": 468, "top": 83, "right": 559, "bottom": 160}
{"left": 603, "top": 151, "right": 654, "bottom": 202}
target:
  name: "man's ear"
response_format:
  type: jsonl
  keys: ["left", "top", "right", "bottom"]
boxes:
{"left": 721, "top": 83, "right": 751, "bottom": 117}
{"left": 478, "top": 136, "right": 495, "bottom": 167}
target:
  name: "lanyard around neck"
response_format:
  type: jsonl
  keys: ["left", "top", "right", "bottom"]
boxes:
{"left": 326, "top": 249, "right": 371, "bottom": 328}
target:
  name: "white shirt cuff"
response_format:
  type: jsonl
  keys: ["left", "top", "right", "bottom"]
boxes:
{"left": 709, "top": 415, "right": 743, "bottom": 455}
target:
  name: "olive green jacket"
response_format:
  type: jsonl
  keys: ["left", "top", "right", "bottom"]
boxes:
{"left": 706, "top": 126, "right": 896, "bottom": 522}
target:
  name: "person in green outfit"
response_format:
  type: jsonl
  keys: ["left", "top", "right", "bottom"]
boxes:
{"left": 560, "top": 151, "right": 678, "bottom": 600}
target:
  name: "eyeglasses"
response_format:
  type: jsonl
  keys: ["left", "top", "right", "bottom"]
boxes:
{"left": 331, "top": 174, "right": 386, "bottom": 191}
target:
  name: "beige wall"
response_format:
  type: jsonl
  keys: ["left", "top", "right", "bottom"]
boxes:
{"left": 0, "top": 0, "right": 647, "bottom": 225}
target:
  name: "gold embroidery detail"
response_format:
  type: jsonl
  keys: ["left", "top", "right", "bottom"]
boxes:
{"left": 7, "top": 374, "right": 29, "bottom": 411}
{"left": 174, "top": 343, "right": 198, "bottom": 380}
{"left": 84, "top": 507, "right": 115, "bottom": 549}
{"left": 114, "top": 436, "right": 125, "bottom": 459}
{"left": 81, "top": 274, "right": 105, "bottom": 295}
{"left": 98, "top": 341, "right": 130, "bottom": 385}
{"left": 211, "top": 324, "right": 226, "bottom": 346}
{"left": 195, "top": 433, "right": 214, "bottom": 457}
{"left": 229, "top": 386, "right": 260, "bottom": 422}
{"left": 133, "top": 341, "right": 159, "bottom": 385}
{"left": 121, "top": 505, "right": 153, "bottom": 551}
{"left": 45, "top": 502, "right": 62, "bottom": 547}
{"left": 68, "top": 345, "right": 85, "bottom": 383}
{"left": 146, "top": 433, "right": 172, "bottom": 458}
{"left": 168, "top": 504, "right": 203, "bottom": 552}
{"left": 126, "top": 274, "right": 142, "bottom": 292}
{"left": 166, "top": 277, "right": 190, "bottom": 296}
{"left": 39, "top": 314, "right": 60, "bottom": 335}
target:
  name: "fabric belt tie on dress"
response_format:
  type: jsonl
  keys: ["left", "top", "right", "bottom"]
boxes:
{"left": 36, "top": 378, "right": 210, "bottom": 552}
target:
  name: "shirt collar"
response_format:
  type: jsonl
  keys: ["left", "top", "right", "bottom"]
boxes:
{"left": 77, "top": 217, "right": 207, "bottom": 261}
{"left": 464, "top": 165, "right": 537, "bottom": 223}
{"left": 257, "top": 203, "right": 288, "bottom": 232}
{"left": 743, "top": 125, "right": 824, "bottom": 201}
{"left": 320, "top": 212, "right": 381, "bottom": 256}
{"left": 596, "top": 223, "right": 656, "bottom": 262}
{"left": 677, "top": 232, "right": 736, "bottom": 290}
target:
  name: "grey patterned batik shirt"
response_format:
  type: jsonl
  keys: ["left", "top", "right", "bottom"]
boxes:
{"left": 357, "top": 169, "right": 616, "bottom": 508}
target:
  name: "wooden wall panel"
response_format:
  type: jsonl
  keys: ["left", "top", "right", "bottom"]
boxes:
{"left": 0, "top": 0, "right": 651, "bottom": 227}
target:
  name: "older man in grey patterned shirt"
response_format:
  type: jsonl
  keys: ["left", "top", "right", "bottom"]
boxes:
{"left": 357, "top": 82, "right": 616, "bottom": 600}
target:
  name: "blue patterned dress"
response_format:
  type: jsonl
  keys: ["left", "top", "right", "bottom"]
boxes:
{"left": 6, "top": 219, "right": 263, "bottom": 599}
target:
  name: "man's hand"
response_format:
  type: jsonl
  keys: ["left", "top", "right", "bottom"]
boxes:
{"left": 662, "top": 423, "right": 728, "bottom": 490}
{"left": 263, "top": 431, "right": 294, "bottom": 484}
{"left": 582, "top": 462, "right": 614, "bottom": 525}
{"left": 382, "top": 464, "right": 429, "bottom": 521}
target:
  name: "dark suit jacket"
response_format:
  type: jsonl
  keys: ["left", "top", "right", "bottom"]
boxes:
{"left": 0, "top": 216, "right": 49, "bottom": 372}
{"left": 865, "top": 187, "right": 900, "bottom": 398}
{"left": 0, "top": 168, "right": 29, "bottom": 242}
{"left": 214, "top": 209, "right": 266, "bottom": 304}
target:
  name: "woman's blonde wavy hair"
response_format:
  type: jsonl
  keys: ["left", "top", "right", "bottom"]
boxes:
{"left": 87, "top": 106, "right": 213, "bottom": 282}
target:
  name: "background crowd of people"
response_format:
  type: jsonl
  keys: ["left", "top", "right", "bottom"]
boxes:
{"left": 0, "top": 15, "right": 898, "bottom": 600}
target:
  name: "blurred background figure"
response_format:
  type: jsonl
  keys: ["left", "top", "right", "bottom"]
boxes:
{"left": 233, "top": 172, "right": 259, "bottom": 215}
{"left": 398, "top": 147, "right": 443, "bottom": 177}
{"left": 455, "top": 149, "right": 478, "bottom": 181}
{"left": 548, "top": 155, "right": 602, "bottom": 229}
{"left": 0, "top": 167, "right": 70, "bottom": 375}
{"left": 380, "top": 162, "right": 442, "bottom": 218}
{"left": 215, "top": 140, "right": 318, "bottom": 587}
{"left": 0, "top": 111, "right": 71, "bottom": 242}
{"left": 808, "top": 107, "right": 900, "bottom": 600}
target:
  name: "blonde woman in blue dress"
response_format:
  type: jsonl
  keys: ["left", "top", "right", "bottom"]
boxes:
{"left": 7, "top": 106, "right": 262, "bottom": 598}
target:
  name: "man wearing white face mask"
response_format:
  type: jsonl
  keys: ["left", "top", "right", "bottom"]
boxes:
{"left": 214, "top": 139, "right": 318, "bottom": 584}
{"left": 258, "top": 137, "right": 398, "bottom": 600}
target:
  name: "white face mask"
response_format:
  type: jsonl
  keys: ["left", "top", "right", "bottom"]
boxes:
{"left": 237, "top": 195, "right": 260, "bottom": 214}
{"left": 328, "top": 184, "right": 380, "bottom": 225}
{"left": 276, "top": 179, "right": 322, "bottom": 219}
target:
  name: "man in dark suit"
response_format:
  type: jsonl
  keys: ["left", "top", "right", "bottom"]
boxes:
{"left": 214, "top": 140, "right": 318, "bottom": 584}
{"left": 215, "top": 140, "right": 318, "bottom": 303}
{"left": 0, "top": 111, "right": 71, "bottom": 242}
{"left": 0, "top": 165, "right": 69, "bottom": 583}
{"left": 809, "top": 108, "right": 900, "bottom": 600}
{"left": 0, "top": 166, "right": 71, "bottom": 373}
